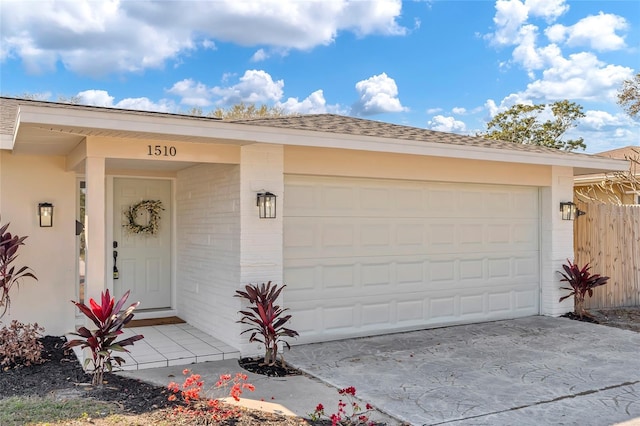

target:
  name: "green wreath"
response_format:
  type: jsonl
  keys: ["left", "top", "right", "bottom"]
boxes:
{"left": 123, "top": 200, "right": 164, "bottom": 236}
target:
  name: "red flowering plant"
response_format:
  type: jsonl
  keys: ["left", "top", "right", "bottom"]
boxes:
{"left": 310, "top": 386, "right": 377, "bottom": 426}
{"left": 558, "top": 259, "right": 609, "bottom": 319}
{"left": 0, "top": 217, "right": 37, "bottom": 319}
{"left": 167, "top": 368, "right": 256, "bottom": 422}
{"left": 64, "top": 289, "right": 143, "bottom": 385}
{"left": 234, "top": 281, "right": 299, "bottom": 366}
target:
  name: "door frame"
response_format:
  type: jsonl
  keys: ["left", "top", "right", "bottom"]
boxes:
{"left": 106, "top": 175, "right": 177, "bottom": 318}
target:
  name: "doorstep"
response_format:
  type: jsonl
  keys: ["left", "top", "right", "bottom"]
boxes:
{"left": 67, "top": 323, "right": 240, "bottom": 371}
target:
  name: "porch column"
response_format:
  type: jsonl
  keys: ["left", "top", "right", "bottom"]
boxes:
{"left": 84, "top": 156, "right": 107, "bottom": 305}
{"left": 540, "top": 165, "right": 575, "bottom": 316}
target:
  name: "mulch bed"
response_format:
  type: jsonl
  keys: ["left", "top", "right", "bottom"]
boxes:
{"left": 238, "top": 356, "right": 302, "bottom": 377}
{"left": 0, "top": 336, "right": 175, "bottom": 414}
{"left": 0, "top": 336, "right": 321, "bottom": 425}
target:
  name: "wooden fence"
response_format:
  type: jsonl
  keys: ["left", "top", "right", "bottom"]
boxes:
{"left": 574, "top": 202, "right": 640, "bottom": 308}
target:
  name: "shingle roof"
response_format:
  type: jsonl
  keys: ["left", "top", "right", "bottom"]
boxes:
{"left": 595, "top": 146, "right": 639, "bottom": 160}
{"left": 0, "top": 96, "right": 598, "bottom": 159}
{"left": 229, "top": 114, "right": 582, "bottom": 156}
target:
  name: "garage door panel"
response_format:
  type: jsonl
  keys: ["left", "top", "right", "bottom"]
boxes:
{"left": 285, "top": 219, "right": 538, "bottom": 259}
{"left": 285, "top": 255, "right": 539, "bottom": 300}
{"left": 284, "top": 175, "right": 539, "bottom": 343}
{"left": 286, "top": 177, "right": 538, "bottom": 219}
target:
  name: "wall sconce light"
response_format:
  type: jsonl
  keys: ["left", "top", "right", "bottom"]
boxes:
{"left": 257, "top": 192, "right": 277, "bottom": 219}
{"left": 38, "top": 202, "right": 54, "bottom": 227}
{"left": 560, "top": 201, "right": 585, "bottom": 220}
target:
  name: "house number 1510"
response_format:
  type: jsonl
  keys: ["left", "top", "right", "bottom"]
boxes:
{"left": 147, "top": 145, "right": 177, "bottom": 157}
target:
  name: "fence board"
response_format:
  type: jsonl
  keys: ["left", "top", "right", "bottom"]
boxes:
{"left": 575, "top": 202, "right": 640, "bottom": 308}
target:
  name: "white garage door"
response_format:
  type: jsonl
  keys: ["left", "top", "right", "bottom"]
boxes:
{"left": 284, "top": 175, "right": 540, "bottom": 344}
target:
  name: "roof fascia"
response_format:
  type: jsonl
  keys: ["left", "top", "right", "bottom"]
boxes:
{"left": 15, "top": 104, "right": 628, "bottom": 174}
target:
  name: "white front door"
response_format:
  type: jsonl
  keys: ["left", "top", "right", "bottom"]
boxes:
{"left": 113, "top": 178, "right": 172, "bottom": 309}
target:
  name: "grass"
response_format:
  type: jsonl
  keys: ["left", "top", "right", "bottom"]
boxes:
{"left": 0, "top": 396, "right": 122, "bottom": 425}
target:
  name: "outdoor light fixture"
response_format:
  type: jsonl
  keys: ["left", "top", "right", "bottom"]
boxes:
{"left": 257, "top": 192, "right": 277, "bottom": 219}
{"left": 38, "top": 203, "right": 54, "bottom": 227}
{"left": 560, "top": 201, "right": 585, "bottom": 220}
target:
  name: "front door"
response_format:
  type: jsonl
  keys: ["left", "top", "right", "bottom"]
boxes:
{"left": 113, "top": 178, "right": 172, "bottom": 309}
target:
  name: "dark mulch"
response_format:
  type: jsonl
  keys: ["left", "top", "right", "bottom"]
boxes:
{"left": 560, "top": 311, "right": 600, "bottom": 324}
{"left": 238, "top": 357, "right": 302, "bottom": 377}
{"left": 0, "top": 336, "right": 175, "bottom": 414}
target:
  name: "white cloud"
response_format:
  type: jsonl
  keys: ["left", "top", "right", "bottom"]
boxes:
{"left": 426, "top": 107, "right": 442, "bottom": 114}
{"left": 166, "top": 70, "right": 285, "bottom": 107}
{"left": 545, "top": 12, "right": 628, "bottom": 51}
{"left": 277, "top": 89, "right": 342, "bottom": 114}
{"left": 525, "top": 0, "right": 569, "bottom": 22}
{"left": 488, "top": 0, "right": 530, "bottom": 46}
{"left": 212, "top": 69, "right": 284, "bottom": 106}
{"left": 351, "top": 72, "right": 407, "bottom": 116}
{"left": 202, "top": 39, "right": 216, "bottom": 50}
{"left": 115, "top": 97, "right": 174, "bottom": 113}
{"left": 75, "top": 89, "right": 174, "bottom": 112}
{"left": 251, "top": 49, "right": 269, "bottom": 62}
{"left": 77, "top": 90, "right": 115, "bottom": 107}
{"left": 581, "top": 110, "right": 627, "bottom": 131}
{"left": 524, "top": 52, "right": 633, "bottom": 102}
{"left": 0, "top": 0, "right": 406, "bottom": 76}
{"left": 452, "top": 107, "right": 467, "bottom": 115}
{"left": 427, "top": 115, "right": 467, "bottom": 133}
{"left": 488, "top": 0, "right": 568, "bottom": 46}
{"left": 167, "top": 79, "right": 214, "bottom": 107}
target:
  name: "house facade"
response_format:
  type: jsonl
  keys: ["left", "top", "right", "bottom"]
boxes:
{"left": 0, "top": 97, "right": 628, "bottom": 354}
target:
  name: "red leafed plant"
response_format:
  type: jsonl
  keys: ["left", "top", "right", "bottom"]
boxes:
{"left": 0, "top": 217, "right": 37, "bottom": 318}
{"left": 65, "top": 289, "right": 144, "bottom": 385}
{"left": 167, "top": 369, "right": 255, "bottom": 422}
{"left": 234, "top": 281, "right": 298, "bottom": 366}
{"left": 559, "top": 259, "right": 609, "bottom": 319}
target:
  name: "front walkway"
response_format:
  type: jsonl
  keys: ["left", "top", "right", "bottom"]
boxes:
{"left": 116, "top": 323, "right": 239, "bottom": 370}
{"left": 286, "top": 316, "right": 640, "bottom": 426}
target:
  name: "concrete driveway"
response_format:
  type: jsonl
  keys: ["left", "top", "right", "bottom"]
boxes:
{"left": 286, "top": 316, "right": 640, "bottom": 426}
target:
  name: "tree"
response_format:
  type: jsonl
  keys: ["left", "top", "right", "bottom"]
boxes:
{"left": 480, "top": 100, "right": 586, "bottom": 151}
{"left": 575, "top": 148, "right": 640, "bottom": 205}
{"left": 617, "top": 72, "right": 640, "bottom": 118}
{"left": 208, "top": 102, "right": 290, "bottom": 120}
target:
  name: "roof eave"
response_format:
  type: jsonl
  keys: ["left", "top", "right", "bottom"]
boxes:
{"left": 13, "top": 104, "right": 629, "bottom": 175}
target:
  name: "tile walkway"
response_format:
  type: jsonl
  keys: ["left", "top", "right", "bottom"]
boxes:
{"left": 111, "top": 323, "right": 239, "bottom": 371}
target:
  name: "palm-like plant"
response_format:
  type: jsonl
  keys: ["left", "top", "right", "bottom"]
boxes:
{"left": 0, "top": 218, "right": 37, "bottom": 318}
{"left": 235, "top": 282, "right": 298, "bottom": 366}
{"left": 559, "top": 260, "right": 609, "bottom": 318}
{"left": 65, "top": 289, "right": 143, "bottom": 385}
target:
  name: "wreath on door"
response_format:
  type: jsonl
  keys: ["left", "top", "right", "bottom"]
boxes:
{"left": 123, "top": 200, "right": 164, "bottom": 236}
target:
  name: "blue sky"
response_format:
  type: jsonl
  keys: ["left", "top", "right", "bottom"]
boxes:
{"left": 1, "top": 0, "right": 638, "bottom": 153}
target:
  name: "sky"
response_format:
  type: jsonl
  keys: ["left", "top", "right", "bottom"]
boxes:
{"left": 0, "top": 0, "right": 638, "bottom": 154}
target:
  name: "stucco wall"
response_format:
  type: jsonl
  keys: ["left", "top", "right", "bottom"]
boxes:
{"left": 175, "top": 163, "right": 242, "bottom": 348}
{"left": 0, "top": 152, "right": 77, "bottom": 335}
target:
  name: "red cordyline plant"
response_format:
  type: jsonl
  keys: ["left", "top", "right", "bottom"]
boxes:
{"left": 310, "top": 386, "right": 377, "bottom": 426}
{"left": 559, "top": 259, "right": 609, "bottom": 319}
{"left": 234, "top": 281, "right": 299, "bottom": 366}
{"left": 65, "top": 289, "right": 143, "bottom": 385}
{"left": 0, "top": 217, "right": 37, "bottom": 318}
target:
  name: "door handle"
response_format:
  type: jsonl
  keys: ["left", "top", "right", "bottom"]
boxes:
{"left": 113, "top": 241, "right": 119, "bottom": 279}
